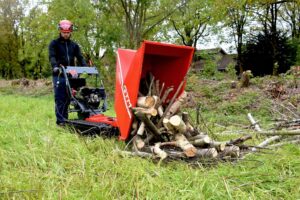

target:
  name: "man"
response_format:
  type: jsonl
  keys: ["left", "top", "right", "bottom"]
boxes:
{"left": 49, "top": 19, "right": 87, "bottom": 126}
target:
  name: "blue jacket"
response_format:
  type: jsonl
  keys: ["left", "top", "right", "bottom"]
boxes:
{"left": 49, "top": 36, "right": 87, "bottom": 76}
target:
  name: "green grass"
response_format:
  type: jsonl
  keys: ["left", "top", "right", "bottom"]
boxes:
{"left": 0, "top": 88, "right": 300, "bottom": 199}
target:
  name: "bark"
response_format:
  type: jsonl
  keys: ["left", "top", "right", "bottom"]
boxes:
{"left": 182, "top": 112, "right": 195, "bottom": 133}
{"left": 251, "top": 135, "right": 281, "bottom": 152}
{"left": 195, "top": 148, "right": 218, "bottom": 158}
{"left": 134, "top": 111, "right": 161, "bottom": 136}
{"left": 228, "top": 135, "right": 252, "bottom": 145}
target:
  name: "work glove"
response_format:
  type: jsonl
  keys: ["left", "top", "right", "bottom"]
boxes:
{"left": 53, "top": 66, "right": 60, "bottom": 74}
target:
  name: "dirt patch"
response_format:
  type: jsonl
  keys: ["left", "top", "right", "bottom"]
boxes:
{"left": 0, "top": 78, "right": 53, "bottom": 96}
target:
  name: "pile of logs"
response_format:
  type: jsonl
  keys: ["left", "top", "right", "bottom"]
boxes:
{"left": 126, "top": 75, "right": 253, "bottom": 162}
{"left": 118, "top": 75, "right": 300, "bottom": 164}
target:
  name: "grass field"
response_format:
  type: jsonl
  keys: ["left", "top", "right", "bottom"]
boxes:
{"left": 0, "top": 82, "right": 300, "bottom": 199}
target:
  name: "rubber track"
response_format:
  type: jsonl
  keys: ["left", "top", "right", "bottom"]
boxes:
{"left": 66, "top": 119, "right": 118, "bottom": 137}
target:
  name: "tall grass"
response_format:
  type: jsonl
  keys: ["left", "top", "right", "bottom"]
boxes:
{"left": 0, "top": 93, "right": 300, "bottom": 199}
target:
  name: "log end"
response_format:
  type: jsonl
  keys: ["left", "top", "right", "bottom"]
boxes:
{"left": 218, "top": 143, "right": 226, "bottom": 152}
{"left": 184, "top": 147, "right": 197, "bottom": 157}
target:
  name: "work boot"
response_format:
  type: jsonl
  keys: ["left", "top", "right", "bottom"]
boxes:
{"left": 57, "top": 122, "right": 66, "bottom": 127}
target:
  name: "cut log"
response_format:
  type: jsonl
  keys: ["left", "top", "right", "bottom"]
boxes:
{"left": 196, "top": 148, "right": 218, "bottom": 158}
{"left": 137, "top": 122, "right": 146, "bottom": 136}
{"left": 165, "top": 91, "right": 187, "bottom": 118}
{"left": 190, "top": 135, "right": 211, "bottom": 147}
{"left": 174, "top": 134, "right": 197, "bottom": 157}
{"left": 151, "top": 143, "right": 167, "bottom": 160}
{"left": 169, "top": 115, "right": 187, "bottom": 133}
{"left": 221, "top": 146, "right": 240, "bottom": 158}
{"left": 137, "top": 96, "right": 156, "bottom": 108}
{"left": 163, "top": 118, "right": 174, "bottom": 132}
{"left": 132, "top": 107, "right": 157, "bottom": 117}
{"left": 133, "top": 135, "right": 145, "bottom": 150}
{"left": 209, "top": 141, "right": 226, "bottom": 152}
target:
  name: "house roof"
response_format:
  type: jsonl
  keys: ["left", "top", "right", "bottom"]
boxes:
{"left": 193, "top": 47, "right": 237, "bottom": 71}
{"left": 195, "top": 47, "right": 227, "bottom": 56}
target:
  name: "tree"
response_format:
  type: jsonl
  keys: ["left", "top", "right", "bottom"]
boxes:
{"left": 104, "top": 0, "right": 184, "bottom": 49}
{"left": 19, "top": 5, "right": 52, "bottom": 79}
{"left": 216, "top": 0, "right": 253, "bottom": 75}
{"left": 280, "top": 0, "right": 300, "bottom": 65}
{"left": 281, "top": 1, "right": 300, "bottom": 39}
{"left": 250, "top": 0, "right": 293, "bottom": 75}
{"left": 241, "top": 31, "right": 297, "bottom": 76}
{"left": 0, "top": 0, "right": 23, "bottom": 79}
{"left": 169, "top": 0, "right": 212, "bottom": 48}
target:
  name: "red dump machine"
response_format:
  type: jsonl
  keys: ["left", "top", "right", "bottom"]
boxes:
{"left": 115, "top": 40, "right": 194, "bottom": 140}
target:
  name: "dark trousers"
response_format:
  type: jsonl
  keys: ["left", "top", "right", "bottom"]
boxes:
{"left": 52, "top": 76, "right": 70, "bottom": 124}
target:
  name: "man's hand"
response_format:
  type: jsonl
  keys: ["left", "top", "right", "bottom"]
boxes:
{"left": 68, "top": 69, "right": 78, "bottom": 78}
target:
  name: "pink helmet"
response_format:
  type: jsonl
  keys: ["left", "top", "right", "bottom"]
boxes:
{"left": 58, "top": 20, "right": 73, "bottom": 33}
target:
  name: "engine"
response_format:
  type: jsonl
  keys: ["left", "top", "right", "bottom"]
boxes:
{"left": 75, "top": 87, "right": 106, "bottom": 110}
